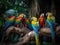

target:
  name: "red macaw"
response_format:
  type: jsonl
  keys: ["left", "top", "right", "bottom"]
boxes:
{"left": 39, "top": 13, "right": 45, "bottom": 27}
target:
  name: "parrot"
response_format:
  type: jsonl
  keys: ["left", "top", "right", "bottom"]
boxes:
{"left": 2, "top": 15, "right": 15, "bottom": 42}
{"left": 4, "top": 16, "right": 15, "bottom": 30}
{"left": 31, "top": 17, "right": 40, "bottom": 45}
{"left": 21, "top": 14, "right": 27, "bottom": 28}
{"left": 39, "top": 13, "right": 45, "bottom": 27}
{"left": 24, "top": 18, "right": 33, "bottom": 30}
{"left": 8, "top": 14, "right": 24, "bottom": 43}
{"left": 4, "top": 9, "right": 17, "bottom": 29}
{"left": 21, "top": 14, "right": 33, "bottom": 30}
{"left": 46, "top": 12, "right": 55, "bottom": 42}
{"left": 21, "top": 18, "right": 27, "bottom": 28}
{"left": 15, "top": 13, "right": 24, "bottom": 28}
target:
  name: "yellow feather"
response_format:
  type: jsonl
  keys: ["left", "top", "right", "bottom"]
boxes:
{"left": 32, "top": 16, "right": 40, "bottom": 45}
{"left": 35, "top": 33, "right": 40, "bottom": 45}
{"left": 32, "top": 21, "right": 36, "bottom": 25}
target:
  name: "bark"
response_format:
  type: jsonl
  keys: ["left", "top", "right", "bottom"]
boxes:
{"left": 5, "top": 25, "right": 60, "bottom": 45}
{"left": 51, "top": 0, "right": 56, "bottom": 16}
{"left": 29, "top": 0, "right": 40, "bottom": 18}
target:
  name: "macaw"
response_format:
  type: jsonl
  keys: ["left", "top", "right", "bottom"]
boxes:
{"left": 21, "top": 14, "right": 33, "bottom": 30}
{"left": 31, "top": 17, "right": 40, "bottom": 45}
{"left": 4, "top": 16, "right": 15, "bottom": 30}
{"left": 15, "top": 13, "right": 24, "bottom": 28}
{"left": 46, "top": 12, "right": 55, "bottom": 41}
{"left": 22, "top": 18, "right": 33, "bottom": 30}
{"left": 2, "top": 16, "right": 15, "bottom": 42}
{"left": 8, "top": 14, "right": 24, "bottom": 43}
{"left": 39, "top": 13, "right": 45, "bottom": 27}
{"left": 21, "top": 18, "right": 27, "bottom": 27}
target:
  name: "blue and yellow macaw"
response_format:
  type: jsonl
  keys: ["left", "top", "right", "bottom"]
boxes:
{"left": 46, "top": 12, "right": 55, "bottom": 40}
{"left": 31, "top": 17, "right": 40, "bottom": 45}
{"left": 4, "top": 16, "right": 15, "bottom": 30}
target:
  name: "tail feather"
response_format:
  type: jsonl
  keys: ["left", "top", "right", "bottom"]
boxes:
{"left": 35, "top": 32, "right": 40, "bottom": 45}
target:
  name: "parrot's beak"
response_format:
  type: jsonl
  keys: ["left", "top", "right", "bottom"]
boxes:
{"left": 31, "top": 17, "right": 37, "bottom": 22}
{"left": 23, "top": 14, "right": 26, "bottom": 18}
{"left": 40, "top": 13, "right": 44, "bottom": 16}
{"left": 31, "top": 18, "right": 34, "bottom": 21}
{"left": 46, "top": 12, "right": 53, "bottom": 16}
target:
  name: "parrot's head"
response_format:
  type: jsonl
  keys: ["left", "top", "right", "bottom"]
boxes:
{"left": 23, "top": 14, "right": 26, "bottom": 18}
{"left": 40, "top": 13, "right": 44, "bottom": 18}
{"left": 17, "top": 13, "right": 26, "bottom": 21}
{"left": 46, "top": 12, "right": 53, "bottom": 20}
{"left": 31, "top": 17, "right": 37, "bottom": 22}
{"left": 18, "top": 13, "right": 26, "bottom": 18}
{"left": 46, "top": 12, "right": 55, "bottom": 23}
{"left": 18, "top": 13, "right": 24, "bottom": 18}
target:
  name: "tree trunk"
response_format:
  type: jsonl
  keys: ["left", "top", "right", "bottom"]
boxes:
{"left": 51, "top": 0, "right": 56, "bottom": 16}
{"left": 29, "top": 0, "right": 40, "bottom": 18}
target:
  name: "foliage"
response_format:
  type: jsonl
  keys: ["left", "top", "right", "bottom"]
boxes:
{"left": 0, "top": 0, "right": 30, "bottom": 18}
